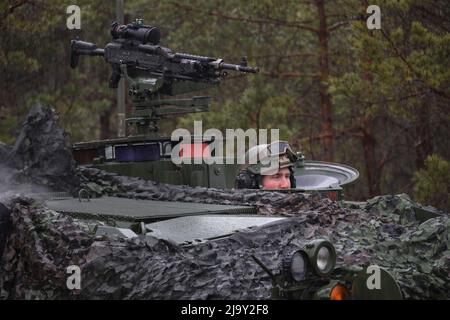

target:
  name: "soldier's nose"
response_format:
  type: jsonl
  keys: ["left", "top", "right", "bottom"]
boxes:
{"left": 280, "top": 177, "right": 290, "bottom": 189}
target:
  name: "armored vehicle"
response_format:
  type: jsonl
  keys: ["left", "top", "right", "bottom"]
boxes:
{"left": 1, "top": 17, "right": 447, "bottom": 301}
{"left": 56, "top": 19, "right": 403, "bottom": 299}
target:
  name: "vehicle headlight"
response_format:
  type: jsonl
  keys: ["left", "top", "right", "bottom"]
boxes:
{"left": 289, "top": 251, "right": 308, "bottom": 281}
{"left": 304, "top": 239, "right": 336, "bottom": 276}
{"left": 282, "top": 249, "right": 308, "bottom": 282}
{"left": 317, "top": 246, "right": 331, "bottom": 272}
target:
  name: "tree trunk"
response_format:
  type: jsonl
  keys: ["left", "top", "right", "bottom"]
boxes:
{"left": 360, "top": 119, "right": 381, "bottom": 196}
{"left": 315, "top": 0, "right": 334, "bottom": 162}
{"left": 100, "top": 108, "right": 112, "bottom": 140}
{"left": 414, "top": 100, "right": 433, "bottom": 169}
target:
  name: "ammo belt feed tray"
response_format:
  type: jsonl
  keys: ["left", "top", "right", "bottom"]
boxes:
{"left": 45, "top": 196, "right": 256, "bottom": 222}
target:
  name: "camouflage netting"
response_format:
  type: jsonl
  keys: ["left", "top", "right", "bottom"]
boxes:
{"left": 0, "top": 105, "right": 449, "bottom": 299}
{"left": 0, "top": 168, "right": 449, "bottom": 299}
{"left": 1, "top": 103, "right": 79, "bottom": 193}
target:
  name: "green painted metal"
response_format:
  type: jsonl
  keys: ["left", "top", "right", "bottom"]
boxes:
{"left": 73, "top": 138, "right": 358, "bottom": 196}
{"left": 351, "top": 266, "right": 403, "bottom": 300}
{"left": 93, "top": 160, "right": 241, "bottom": 188}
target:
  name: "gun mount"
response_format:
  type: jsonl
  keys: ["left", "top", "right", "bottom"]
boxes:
{"left": 70, "top": 19, "right": 258, "bottom": 135}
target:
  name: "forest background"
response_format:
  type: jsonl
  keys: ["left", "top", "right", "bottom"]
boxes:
{"left": 1, "top": 0, "right": 449, "bottom": 210}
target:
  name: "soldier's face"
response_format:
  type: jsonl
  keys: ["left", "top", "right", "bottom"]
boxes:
{"left": 262, "top": 167, "right": 291, "bottom": 190}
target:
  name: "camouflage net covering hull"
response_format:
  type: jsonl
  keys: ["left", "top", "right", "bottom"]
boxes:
{"left": 1, "top": 166, "right": 449, "bottom": 299}
{"left": 0, "top": 106, "right": 449, "bottom": 299}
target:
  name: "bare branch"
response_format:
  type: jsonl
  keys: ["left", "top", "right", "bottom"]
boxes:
{"left": 260, "top": 71, "right": 319, "bottom": 78}
{"left": 251, "top": 53, "right": 316, "bottom": 60}
{"left": 171, "top": 2, "right": 319, "bottom": 34}
{"left": 338, "top": 88, "right": 435, "bottom": 106}
{"left": 299, "top": 126, "right": 363, "bottom": 144}
{"left": 7, "top": 0, "right": 29, "bottom": 15}
{"left": 294, "top": 112, "right": 323, "bottom": 121}
{"left": 380, "top": 29, "right": 450, "bottom": 100}
{"left": 328, "top": 20, "right": 351, "bottom": 32}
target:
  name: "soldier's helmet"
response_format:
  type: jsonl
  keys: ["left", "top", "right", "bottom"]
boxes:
{"left": 235, "top": 140, "right": 298, "bottom": 189}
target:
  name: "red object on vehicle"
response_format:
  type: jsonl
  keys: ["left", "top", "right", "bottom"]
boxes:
{"left": 179, "top": 143, "right": 211, "bottom": 159}
{"left": 73, "top": 148, "right": 98, "bottom": 164}
{"left": 330, "top": 284, "right": 350, "bottom": 300}
{"left": 325, "top": 191, "right": 339, "bottom": 201}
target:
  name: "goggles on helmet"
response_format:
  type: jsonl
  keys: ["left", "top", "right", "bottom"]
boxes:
{"left": 266, "top": 141, "right": 298, "bottom": 162}
{"left": 244, "top": 141, "right": 298, "bottom": 175}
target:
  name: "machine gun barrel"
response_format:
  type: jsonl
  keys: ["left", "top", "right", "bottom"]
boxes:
{"left": 173, "top": 52, "right": 259, "bottom": 73}
{"left": 136, "top": 47, "right": 259, "bottom": 73}
{"left": 216, "top": 62, "right": 258, "bottom": 73}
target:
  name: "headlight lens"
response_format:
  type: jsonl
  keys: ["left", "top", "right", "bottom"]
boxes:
{"left": 317, "top": 246, "right": 331, "bottom": 272}
{"left": 290, "top": 251, "right": 308, "bottom": 281}
{"left": 282, "top": 239, "right": 336, "bottom": 280}
{"left": 303, "top": 239, "right": 336, "bottom": 276}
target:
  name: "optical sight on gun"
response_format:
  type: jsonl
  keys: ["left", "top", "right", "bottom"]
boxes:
{"left": 110, "top": 19, "right": 161, "bottom": 45}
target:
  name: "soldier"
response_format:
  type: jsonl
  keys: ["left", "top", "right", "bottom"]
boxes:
{"left": 235, "top": 141, "right": 298, "bottom": 190}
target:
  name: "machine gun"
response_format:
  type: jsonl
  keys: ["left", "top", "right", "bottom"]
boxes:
{"left": 70, "top": 19, "right": 258, "bottom": 135}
